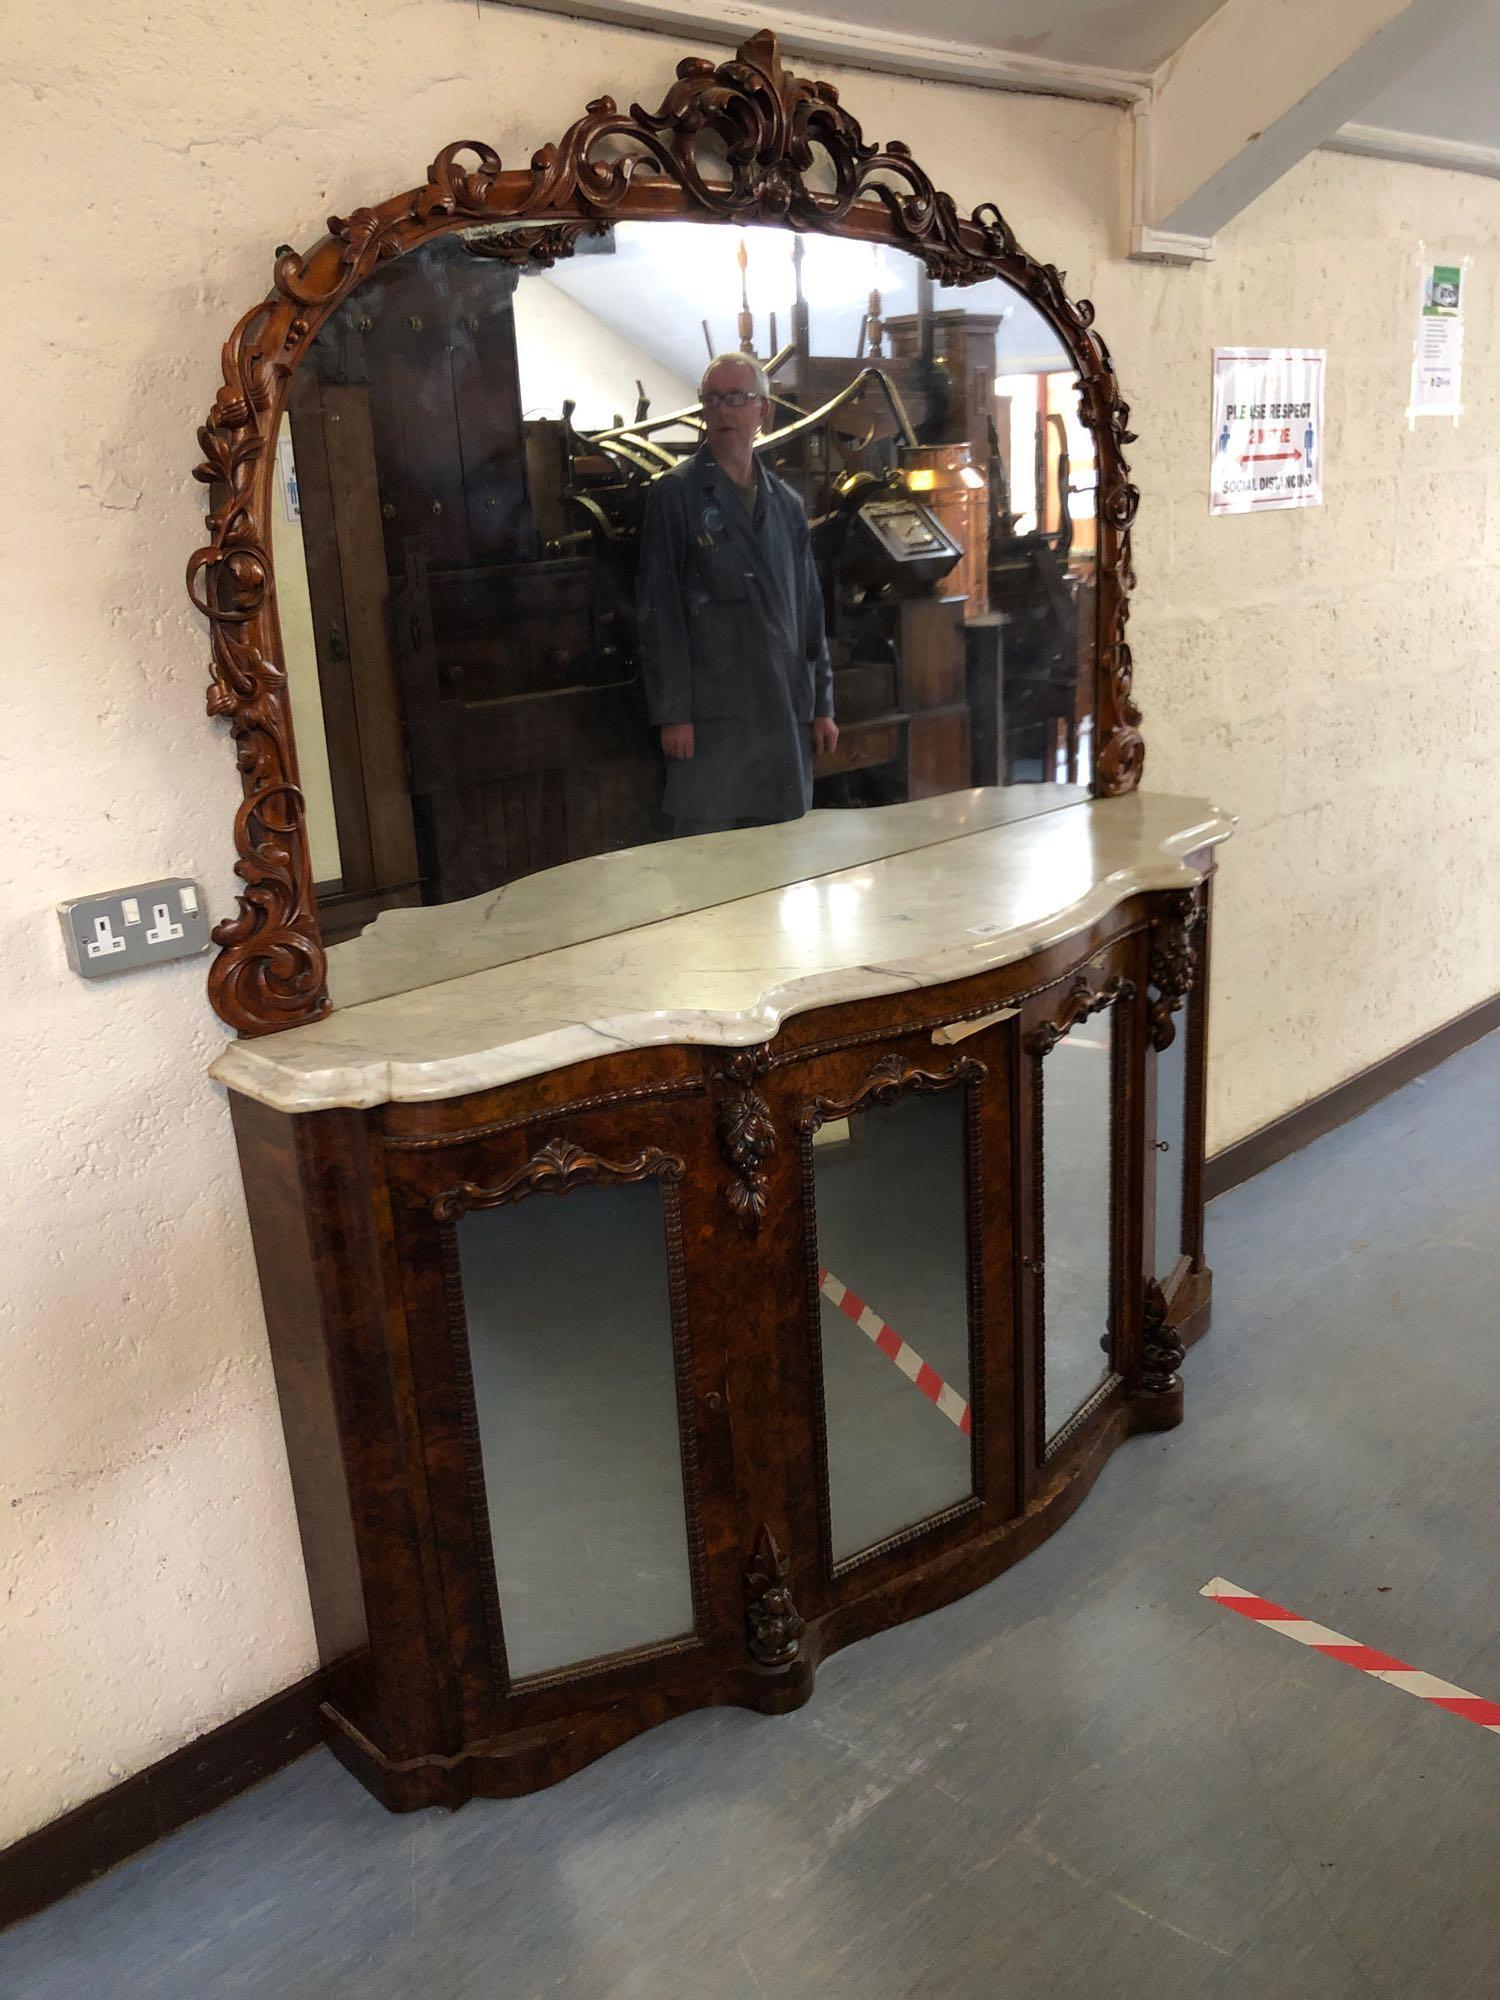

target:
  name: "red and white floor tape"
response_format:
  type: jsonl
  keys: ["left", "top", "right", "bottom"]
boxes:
{"left": 818, "top": 1266, "right": 971, "bottom": 1435}
{"left": 1202, "top": 1577, "right": 1500, "bottom": 1733}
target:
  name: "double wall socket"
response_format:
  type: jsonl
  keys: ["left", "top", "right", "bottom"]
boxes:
{"left": 59, "top": 878, "right": 211, "bottom": 978}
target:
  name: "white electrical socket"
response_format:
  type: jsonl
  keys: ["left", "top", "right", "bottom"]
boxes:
{"left": 87, "top": 915, "right": 127, "bottom": 959}
{"left": 145, "top": 900, "right": 185, "bottom": 945}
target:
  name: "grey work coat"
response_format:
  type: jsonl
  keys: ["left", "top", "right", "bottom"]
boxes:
{"left": 637, "top": 446, "right": 835, "bottom": 824}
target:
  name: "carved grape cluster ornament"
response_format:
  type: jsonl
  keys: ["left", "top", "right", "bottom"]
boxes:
{"left": 189, "top": 29, "right": 1145, "bottom": 1036}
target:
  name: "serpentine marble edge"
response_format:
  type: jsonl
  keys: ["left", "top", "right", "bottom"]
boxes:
{"left": 211, "top": 791, "right": 1234, "bottom": 1113}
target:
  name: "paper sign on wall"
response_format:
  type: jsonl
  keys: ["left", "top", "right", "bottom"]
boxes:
{"left": 1409, "top": 256, "right": 1466, "bottom": 420}
{"left": 1209, "top": 348, "right": 1325, "bottom": 516}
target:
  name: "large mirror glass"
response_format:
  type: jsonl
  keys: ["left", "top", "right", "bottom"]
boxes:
{"left": 458, "top": 1180, "right": 696, "bottom": 1681}
{"left": 270, "top": 216, "right": 1098, "bottom": 1002}
{"left": 1041, "top": 1010, "right": 1115, "bottom": 1447}
{"left": 811, "top": 1089, "right": 974, "bottom": 1564}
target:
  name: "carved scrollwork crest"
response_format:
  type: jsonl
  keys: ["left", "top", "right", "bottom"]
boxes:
{"left": 797, "top": 1050, "right": 985, "bottom": 1136}
{"left": 745, "top": 1524, "right": 804, "bottom": 1667}
{"left": 191, "top": 28, "right": 1145, "bottom": 1036}
{"left": 1025, "top": 972, "right": 1134, "bottom": 1057}
{"left": 460, "top": 219, "right": 610, "bottom": 267}
{"left": 431, "top": 1136, "right": 683, "bottom": 1221}
{"left": 1147, "top": 889, "right": 1204, "bottom": 1052}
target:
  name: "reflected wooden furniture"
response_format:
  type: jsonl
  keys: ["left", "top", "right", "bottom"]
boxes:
{"left": 392, "top": 547, "right": 662, "bottom": 899}
{"left": 227, "top": 836, "right": 1217, "bottom": 1810}
{"left": 817, "top": 596, "right": 977, "bottom": 804}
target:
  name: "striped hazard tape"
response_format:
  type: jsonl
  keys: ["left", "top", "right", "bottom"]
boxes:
{"left": 818, "top": 1266, "right": 971, "bottom": 1435}
{"left": 1202, "top": 1577, "right": 1500, "bottom": 1733}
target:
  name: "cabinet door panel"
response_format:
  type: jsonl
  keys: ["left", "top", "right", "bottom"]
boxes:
{"left": 772, "top": 1034, "right": 1007, "bottom": 1589}
{"left": 390, "top": 1104, "right": 730, "bottom": 1734}
{"left": 812, "top": 1086, "right": 975, "bottom": 1563}
{"left": 457, "top": 1176, "right": 695, "bottom": 1680}
{"left": 1039, "top": 1008, "right": 1116, "bottom": 1445}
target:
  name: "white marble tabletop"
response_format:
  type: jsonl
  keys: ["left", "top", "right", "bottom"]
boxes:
{"left": 212, "top": 790, "right": 1233, "bottom": 1113}
{"left": 327, "top": 784, "right": 1087, "bottom": 1009}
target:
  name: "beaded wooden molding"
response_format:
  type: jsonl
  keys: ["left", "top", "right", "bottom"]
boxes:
{"left": 188, "top": 27, "right": 1145, "bottom": 1038}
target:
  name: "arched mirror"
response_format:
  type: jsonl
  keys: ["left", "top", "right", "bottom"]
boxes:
{"left": 192, "top": 31, "right": 1142, "bottom": 1034}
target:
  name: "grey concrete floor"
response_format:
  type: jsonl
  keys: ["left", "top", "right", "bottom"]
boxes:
{"left": 5, "top": 1030, "right": 1498, "bottom": 1998}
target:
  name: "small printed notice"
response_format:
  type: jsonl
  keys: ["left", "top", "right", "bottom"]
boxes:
{"left": 1410, "top": 257, "right": 1466, "bottom": 419}
{"left": 1209, "top": 348, "right": 1325, "bottom": 516}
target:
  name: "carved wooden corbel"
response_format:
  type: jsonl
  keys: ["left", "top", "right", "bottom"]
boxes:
{"left": 1147, "top": 889, "right": 1203, "bottom": 1052}
{"left": 714, "top": 1047, "right": 777, "bottom": 1234}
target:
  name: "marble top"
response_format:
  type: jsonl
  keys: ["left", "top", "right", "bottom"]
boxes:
{"left": 328, "top": 784, "right": 1086, "bottom": 1009}
{"left": 213, "top": 790, "right": 1233, "bottom": 1114}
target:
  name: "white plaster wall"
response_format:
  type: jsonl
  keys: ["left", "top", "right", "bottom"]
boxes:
{"left": 1126, "top": 158, "right": 1500, "bottom": 1143}
{"left": 515, "top": 275, "right": 697, "bottom": 428}
{"left": 1, "top": 0, "right": 1497, "bottom": 1847}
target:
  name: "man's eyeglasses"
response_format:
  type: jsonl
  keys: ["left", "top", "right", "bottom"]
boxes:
{"left": 701, "top": 388, "right": 762, "bottom": 410}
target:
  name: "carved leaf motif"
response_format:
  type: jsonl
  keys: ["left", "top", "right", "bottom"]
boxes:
{"left": 1148, "top": 890, "right": 1203, "bottom": 1051}
{"left": 717, "top": 1084, "right": 776, "bottom": 1232}
{"left": 431, "top": 1137, "right": 684, "bottom": 1221}
{"left": 1026, "top": 972, "right": 1134, "bottom": 1056}
{"left": 745, "top": 1525, "right": 804, "bottom": 1667}
{"left": 798, "top": 1051, "right": 984, "bottom": 1134}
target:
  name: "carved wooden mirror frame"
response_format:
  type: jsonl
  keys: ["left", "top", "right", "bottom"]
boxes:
{"left": 188, "top": 29, "right": 1144, "bottom": 1039}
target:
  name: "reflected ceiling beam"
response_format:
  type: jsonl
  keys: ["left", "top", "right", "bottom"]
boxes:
{"left": 1131, "top": 0, "right": 1494, "bottom": 262}
{"left": 498, "top": 0, "right": 1152, "bottom": 106}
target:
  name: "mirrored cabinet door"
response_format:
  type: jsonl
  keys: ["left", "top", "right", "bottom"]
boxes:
{"left": 456, "top": 1175, "right": 699, "bottom": 1682}
{"left": 806, "top": 1079, "right": 978, "bottom": 1567}
{"left": 1153, "top": 1010, "right": 1190, "bottom": 1285}
{"left": 1038, "top": 1009, "right": 1116, "bottom": 1449}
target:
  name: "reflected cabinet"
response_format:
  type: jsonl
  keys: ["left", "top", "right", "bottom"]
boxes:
{"left": 230, "top": 877, "right": 1214, "bottom": 1810}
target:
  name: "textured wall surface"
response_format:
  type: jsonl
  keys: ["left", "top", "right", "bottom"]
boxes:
{"left": 1, "top": 0, "right": 1497, "bottom": 1847}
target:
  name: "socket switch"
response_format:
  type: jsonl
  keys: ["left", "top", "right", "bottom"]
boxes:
{"left": 59, "top": 878, "right": 211, "bottom": 978}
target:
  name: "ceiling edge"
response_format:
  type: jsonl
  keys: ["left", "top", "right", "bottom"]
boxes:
{"left": 496, "top": 0, "right": 1152, "bottom": 106}
{"left": 1323, "top": 121, "right": 1500, "bottom": 181}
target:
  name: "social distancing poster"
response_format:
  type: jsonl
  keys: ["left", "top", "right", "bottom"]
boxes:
{"left": 1209, "top": 348, "right": 1325, "bottom": 516}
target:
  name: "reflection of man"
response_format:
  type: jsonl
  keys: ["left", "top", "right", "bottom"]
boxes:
{"left": 637, "top": 353, "right": 837, "bottom": 836}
